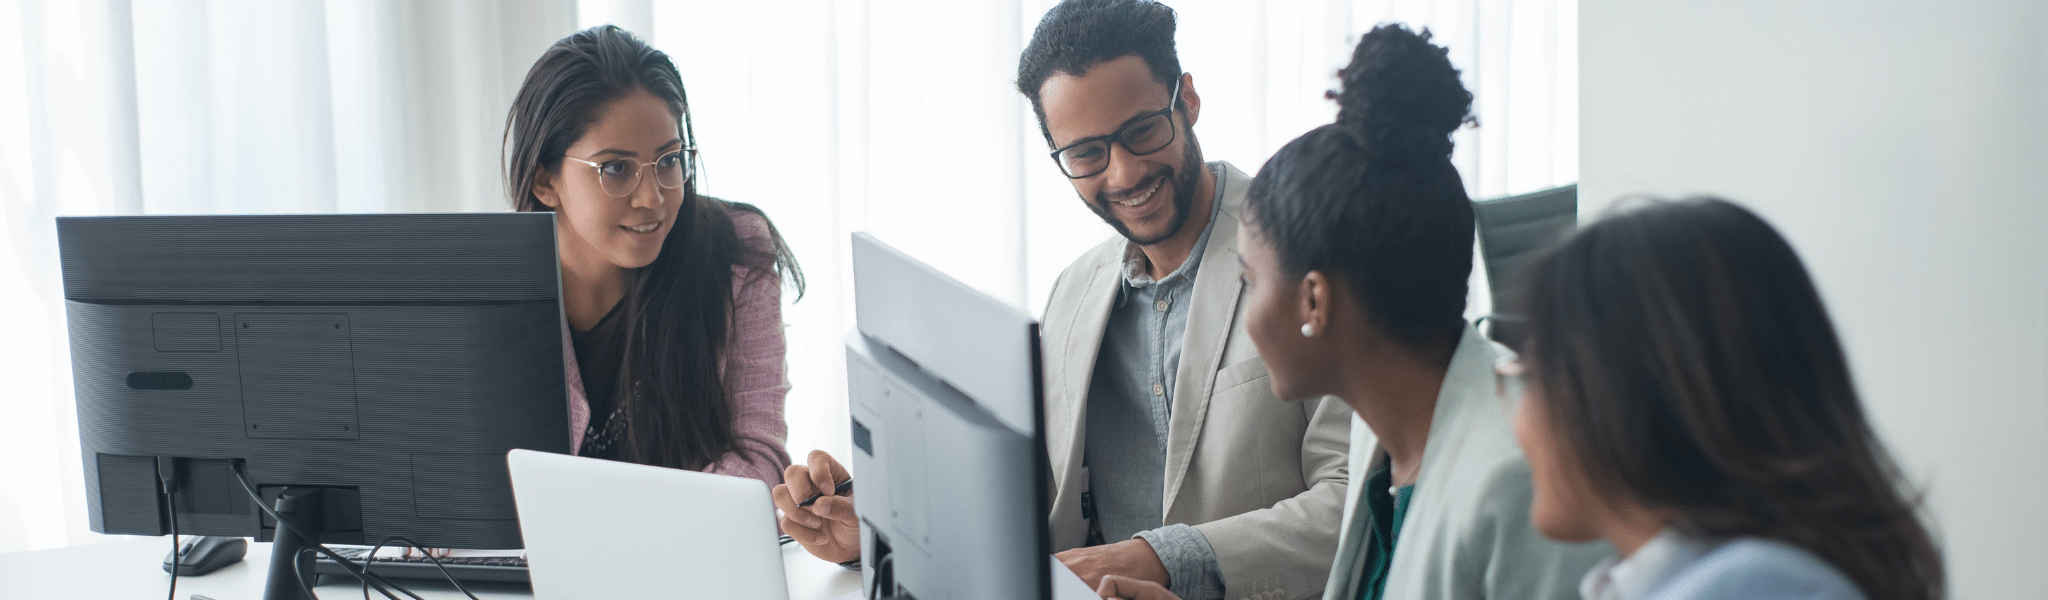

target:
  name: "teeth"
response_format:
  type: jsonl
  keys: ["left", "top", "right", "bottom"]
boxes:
{"left": 1117, "top": 179, "right": 1163, "bottom": 207}
{"left": 624, "top": 222, "right": 660, "bottom": 233}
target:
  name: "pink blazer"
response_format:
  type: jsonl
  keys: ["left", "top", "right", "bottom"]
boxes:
{"left": 559, "top": 210, "right": 792, "bottom": 490}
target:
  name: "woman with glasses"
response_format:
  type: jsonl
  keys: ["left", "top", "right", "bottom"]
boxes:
{"left": 1510, "top": 198, "right": 1943, "bottom": 600}
{"left": 503, "top": 25, "right": 802, "bottom": 487}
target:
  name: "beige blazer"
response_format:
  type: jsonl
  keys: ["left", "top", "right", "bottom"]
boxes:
{"left": 1322, "top": 325, "right": 1611, "bottom": 600}
{"left": 1042, "top": 162, "right": 1354, "bottom": 600}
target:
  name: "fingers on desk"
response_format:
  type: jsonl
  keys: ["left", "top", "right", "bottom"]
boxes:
{"left": 1097, "top": 575, "right": 1177, "bottom": 600}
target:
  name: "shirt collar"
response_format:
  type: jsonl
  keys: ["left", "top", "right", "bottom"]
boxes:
{"left": 1118, "top": 162, "right": 1226, "bottom": 288}
{"left": 1579, "top": 527, "right": 1721, "bottom": 600}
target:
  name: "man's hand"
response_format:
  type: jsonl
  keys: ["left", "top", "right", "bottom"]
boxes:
{"left": 1097, "top": 574, "right": 1181, "bottom": 600}
{"left": 771, "top": 450, "right": 860, "bottom": 564}
{"left": 1054, "top": 538, "right": 1170, "bottom": 592}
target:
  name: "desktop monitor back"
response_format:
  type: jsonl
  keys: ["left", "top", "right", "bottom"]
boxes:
{"left": 58, "top": 213, "right": 571, "bottom": 551}
{"left": 845, "top": 233, "right": 1050, "bottom": 600}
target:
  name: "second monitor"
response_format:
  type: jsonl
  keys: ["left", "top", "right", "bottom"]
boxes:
{"left": 845, "top": 232, "right": 1052, "bottom": 600}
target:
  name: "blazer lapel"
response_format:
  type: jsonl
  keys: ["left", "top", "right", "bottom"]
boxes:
{"left": 1161, "top": 165, "right": 1249, "bottom": 515}
{"left": 1381, "top": 325, "right": 1503, "bottom": 594}
{"left": 1327, "top": 439, "right": 1390, "bottom": 600}
{"left": 1045, "top": 253, "right": 1122, "bottom": 496}
{"left": 1404, "top": 326, "right": 1499, "bottom": 496}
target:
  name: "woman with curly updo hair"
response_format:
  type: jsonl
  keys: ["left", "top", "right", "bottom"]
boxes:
{"left": 1098, "top": 23, "right": 1609, "bottom": 600}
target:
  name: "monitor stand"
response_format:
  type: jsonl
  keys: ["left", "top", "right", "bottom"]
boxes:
{"left": 263, "top": 487, "right": 347, "bottom": 600}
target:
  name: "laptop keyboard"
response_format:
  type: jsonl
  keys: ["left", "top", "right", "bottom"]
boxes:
{"left": 312, "top": 546, "right": 529, "bottom": 584}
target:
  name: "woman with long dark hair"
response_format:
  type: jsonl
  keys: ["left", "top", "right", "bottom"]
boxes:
{"left": 1512, "top": 198, "right": 1943, "bottom": 600}
{"left": 503, "top": 25, "right": 801, "bottom": 486}
{"left": 1099, "top": 23, "right": 1608, "bottom": 600}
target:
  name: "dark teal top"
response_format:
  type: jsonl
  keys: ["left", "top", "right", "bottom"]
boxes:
{"left": 1357, "top": 461, "right": 1416, "bottom": 600}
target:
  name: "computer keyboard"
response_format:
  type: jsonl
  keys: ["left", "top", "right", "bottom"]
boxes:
{"left": 312, "top": 546, "right": 529, "bottom": 584}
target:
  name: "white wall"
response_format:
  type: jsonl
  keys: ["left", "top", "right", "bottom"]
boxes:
{"left": 1581, "top": 1, "right": 2047, "bottom": 597}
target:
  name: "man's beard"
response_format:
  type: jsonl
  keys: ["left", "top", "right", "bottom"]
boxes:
{"left": 1085, "top": 128, "right": 1205, "bottom": 247}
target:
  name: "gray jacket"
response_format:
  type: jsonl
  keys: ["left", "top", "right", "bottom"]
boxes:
{"left": 1323, "top": 325, "right": 1611, "bottom": 600}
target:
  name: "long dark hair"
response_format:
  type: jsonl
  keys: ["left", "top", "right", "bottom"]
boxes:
{"left": 1520, "top": 198, "right": 1942, "bottom": 600}
{"left": 1245, "top": 24, "right": 1475, "bottom": 353}
{"left": 503, "top": 25, "right": 801, "bottom": 470}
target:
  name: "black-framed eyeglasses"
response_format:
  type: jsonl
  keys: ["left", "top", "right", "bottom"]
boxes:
{"left": 1048, "top": 76, "right": 1185, "bottom": 179}
{"left": 563, "top": 148, "right": 697, "bottom": 198}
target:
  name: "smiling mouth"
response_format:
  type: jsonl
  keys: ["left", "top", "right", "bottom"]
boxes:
{"left": 622, "top": 221, "right": 661, "bottom": 233}
{"left": 1113, "top": 178, "right": 1165, "bottom": 208}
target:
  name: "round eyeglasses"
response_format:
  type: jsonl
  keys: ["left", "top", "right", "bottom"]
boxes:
{"left": 562, "top": 148, "right": 696, "bottom": 198}
{"left": 1048, "top": 76, "right": 1184, "bottom": 179}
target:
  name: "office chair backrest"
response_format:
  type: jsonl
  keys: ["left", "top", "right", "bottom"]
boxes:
{"left": 1474, "top": 183, "right": 1577, "bottom": 349}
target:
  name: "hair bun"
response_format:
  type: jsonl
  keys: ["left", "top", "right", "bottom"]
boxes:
{"left": 1329, "top": 24, "right": 1473, "bottom": 163}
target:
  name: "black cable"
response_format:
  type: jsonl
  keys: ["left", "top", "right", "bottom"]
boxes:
{"left": 229, "top": 462, "right": 410, "bottom": 600}
{"left": 360, "top": 537, "right": 479, "bottom": 600}
{"left": 293, "top": 546, "right": 323, "bottom": 600}
{"left": 164, "top": 479, "right": 178, "bottom": 600}
{"left": 359, "top": 546, "right": 379, "bottom": 600}
{"left": 869, "top": 552, "right": 894, "bottom": 600}
{"left": 234, "top": 467, "right": 408, "bottom": 600}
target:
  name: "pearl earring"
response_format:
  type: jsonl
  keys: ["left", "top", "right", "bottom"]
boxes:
{"left": 1300, "top": 323, "right": 1315, "bottom": 338}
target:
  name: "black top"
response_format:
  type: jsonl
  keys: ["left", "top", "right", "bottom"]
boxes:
{"left": 570, "top": 298, "right": 629, "bottom": 460}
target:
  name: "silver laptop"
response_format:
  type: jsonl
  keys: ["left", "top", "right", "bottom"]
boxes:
{"left": 507, "top": 449, "right": 790, "bottom": 600}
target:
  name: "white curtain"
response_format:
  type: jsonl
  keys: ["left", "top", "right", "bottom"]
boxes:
{"left": 0, "top": 0, "right": 577, "bottom": 552}
{"left": 0, "top": 0, "right": 1573, "bottom": 552}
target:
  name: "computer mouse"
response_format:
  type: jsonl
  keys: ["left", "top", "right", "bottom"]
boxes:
{"left": 162, "top": 535, "right": 247, "bottom": 576}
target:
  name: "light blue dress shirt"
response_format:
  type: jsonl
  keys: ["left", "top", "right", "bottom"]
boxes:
{"left": 1084, "top": 162, "right": 1229, "bottom": 600}
{"left": 1580, "top": 528, "right": 1869, "bottom": 600}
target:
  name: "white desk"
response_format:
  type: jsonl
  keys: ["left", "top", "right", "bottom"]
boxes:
{"left": 0, "top": 538, "right": 861, "bottom": 599}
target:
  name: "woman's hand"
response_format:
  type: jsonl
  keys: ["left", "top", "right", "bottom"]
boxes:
{"left": 1096, "top": 574, "right": 1181, "bottom": 600}
{"left": 771, "top": 450, "right": 861, "bottom": 564}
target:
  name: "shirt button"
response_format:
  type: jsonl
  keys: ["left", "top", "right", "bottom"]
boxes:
{"left": 1154, "top": 300, "right": 1169, "bottom": 312}
{"left": 1152, "top": 384, "right": 1165, "bottom": 397}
